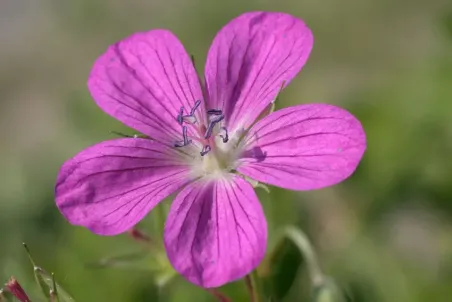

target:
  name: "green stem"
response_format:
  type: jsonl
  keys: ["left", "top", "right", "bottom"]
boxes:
{"left": 154, "top": 203, "right": 166, "bottom": 238}
{"left": 50, "top": 273, "right": 60, "bottom": 302}
{"left": 208, "top": 289, "right": 231, "bottom": 302}
{"left": 245, "top": 271, "right": 262, "bottom": 302}
{"left": 284, "top": 226, "right": 324, "bottom": 287}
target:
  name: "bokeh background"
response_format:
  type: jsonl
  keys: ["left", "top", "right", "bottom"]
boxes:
{"left": 1, "top": 0, "right": 452, "bottom": 301}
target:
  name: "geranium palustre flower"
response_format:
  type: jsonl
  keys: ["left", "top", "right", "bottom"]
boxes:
{"left": 55, "top": 12, "right": 366, "bottom": 287}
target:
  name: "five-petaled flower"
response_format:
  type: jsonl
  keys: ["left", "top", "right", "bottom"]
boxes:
{"left": 55, "top": 12, "right": 366, "bottom": 288}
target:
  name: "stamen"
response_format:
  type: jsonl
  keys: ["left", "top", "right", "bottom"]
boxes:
{"left": 174, "top": 141, "right": 185, "bottom": 148}
{"left": 177, "top": 101, "right": 201, "bottom": 125}
{"left": 218, "top": 127, "right": 229, "bottom": 143}
{"left": 208, "top": 114, "right": 224, "bottom": 124}
{"left": 204, "top": 114, "right": 224, "bottom": 139}
{"left": 176, "top": 107, "right": 184, "bottom": 125}
{"left": 207, "top": 109, "right": 222, "bottom": 116}
{"left": 204, "top": 124, "right": 214, "bottom": 139}
{"left": 182, "top": 115, "right": 197, "bottom": 124}
{"left": 182, "top": 126, "right": 190, "bottom": 145}
{"left": 200, "top": 145, "right": 211, "bottom": 156}
{"left": 174, "top": 126, "right": 192, "bottom": 147}
{"left": 190, "top": 100, "right": 201, "bottom": 115}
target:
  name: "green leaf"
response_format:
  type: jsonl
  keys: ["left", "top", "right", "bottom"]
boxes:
{"left": 443, "top": 10, "right": 452, "bottom": 39}
{"left": 86, "top": 247, "right": 178, "bottom": 290}
{"left": 86, "top": 249, "right": 178, "bottom": 288}
{"left": 50, "top": 273, "right": 60, "bottom": 302}
{"left": 284, "top": 227, "right": 324, "bottom": 287}
{"left": 260, "top": 226, "right": 332, "bottom": 301}
{"left": 22, "top": 243, "right": 74, "bottom": 301}
{"left": 86, "top": 251, "right": 149, "bottom": 270}
{"left": 34, "top": 268, "right": 75, "bottom": 302}
{"left": 313, "top": 279, "right": 346, "bottom": 302}
{"left": 261, "top": 236, "right": 305, "bottom": 301}
{"left": 23, "top": 243, "right": 50, "bottom": 299}
{"left": 148, "top": 252, "right": 177, "bottom": 288}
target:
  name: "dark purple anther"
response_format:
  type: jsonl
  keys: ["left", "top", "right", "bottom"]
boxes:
{"left": 174, "top": 126, "right": 191, "bottom": 147}
{"left": 200, "top": 145, "right": 211, "bottom": 156}
{"left": 182, "top": 126, "right": 190, "bottom": 145}
{"left": 178, "top": 100, "right": 201, "bottom": 125}
{"left": 219, "top": 127, "right": 229, "bottom": 143}
{"left": 190, "top": 100, "right": 201, "bottom": 115}
{"left": 176, "top": 107, "right": 184, "bottom": 125}
{"left": 204, "top": 124, "right": 214, "bottom": 139}
{"left": 207, "top": 109, "right": 222, "bottom": 116}
{"left": 208, "top": 114, "right": 224, "bottom": 124}
{"left": 204, "top": 114, "right": 224, "bottom": 139}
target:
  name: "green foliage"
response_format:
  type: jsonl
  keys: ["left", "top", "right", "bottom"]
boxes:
{"left": 36, "top": 270, "right": 74, "bottom": 302}
{"left": 23, "top": 243, "right": 75, "bottom": 302}
{"left": 262, "top": 237, "right": 304, "bottom": 301}
{"left": 312, "top": 279, "right": 345, "bottom": 302}
{"left": 260, "top": 227, "right": 346, "bottom": 302}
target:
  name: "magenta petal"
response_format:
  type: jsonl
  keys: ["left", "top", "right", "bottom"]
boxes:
{"left": 164, "top": 175, "right": 267, "bottom": 288}
{"left": 237, "top": 104, "right": 366, "bottom": 190}
{"left": 88, "top": 30, "right": 203, "bottom": 144}
{"left": 55, "top": 138, "right": 193, "bottom": 235}
{"left": 204, "top": 12, "right": 313, "bottom": 132}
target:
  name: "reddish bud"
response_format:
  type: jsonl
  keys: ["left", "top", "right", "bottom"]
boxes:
{"left": 5, "top": 277, "right": 31, "bottom": 302}
{"left": 127, "top": 227, "right": 151, "bottom": 244}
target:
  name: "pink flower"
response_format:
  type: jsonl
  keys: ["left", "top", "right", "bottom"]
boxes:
{"left": 55, "top": 12, "right": 366, "bottom": 287}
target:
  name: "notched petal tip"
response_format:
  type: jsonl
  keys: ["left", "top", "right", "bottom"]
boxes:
{"left": 163, "top": 175, "right": 267, "bottom": 288}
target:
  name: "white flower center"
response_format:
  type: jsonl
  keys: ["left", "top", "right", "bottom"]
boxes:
{"left": 173, "top": 101, "right": 245, "bottom": 179}
{"left": 190, "top": 130, "right": 243, "bottom": 178}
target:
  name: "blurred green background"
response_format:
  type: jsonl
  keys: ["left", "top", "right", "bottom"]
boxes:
{"left": 1, "top": 0, "right": 452, "bottom": 301}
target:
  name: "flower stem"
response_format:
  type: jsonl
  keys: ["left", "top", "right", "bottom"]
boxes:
{"left": 284, "top": 226, "right": 324, "bottom": 287}
{"left": 50, "top": 273, "right": 60, "bottom": 302}
{"left": 154, "top": 203, "right": 166, "bottom": 237}
{"left": 208, "top": 289, "right": 231, "bottom": 302}
{"left": 245, "top": 272, "right": 261, "bottom": 302}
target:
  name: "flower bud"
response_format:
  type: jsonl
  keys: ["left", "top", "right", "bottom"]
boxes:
{"left": 5, "top": 277, "right": 31, "bottom": 302}
{"left": 127, "top": 227, "right": 151, "bottom": 244}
